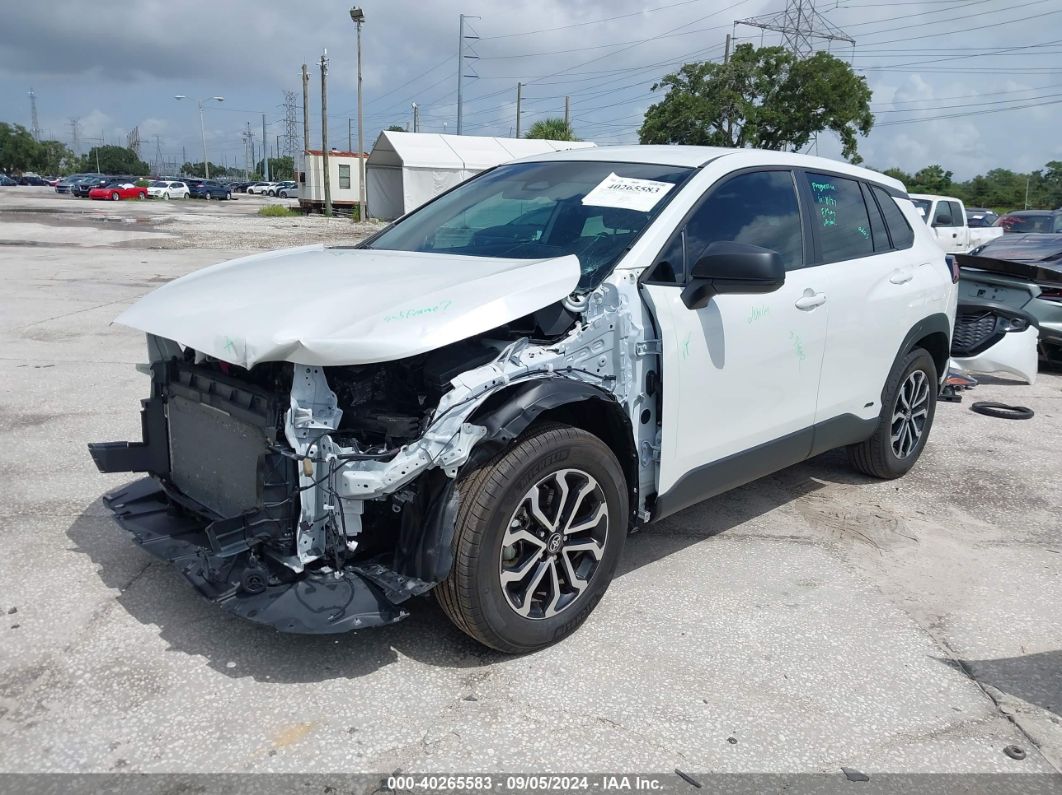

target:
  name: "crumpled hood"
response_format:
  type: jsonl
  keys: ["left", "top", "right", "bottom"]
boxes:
{"left": 116, "top": 245, "right": 581, "bottom": 367}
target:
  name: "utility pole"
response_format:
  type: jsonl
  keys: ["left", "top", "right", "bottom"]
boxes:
{"left": 28, "top": 88, "right": 41, "bottom": 141}
{"left": 320, "top": 49, "right": 332, "bottom": 217}
{"left": 412, "top": 103, "right": 420, "bottom": 133}
{"left": 302, "top": 64, "right": 311, "bottom": 185}
{"left": 348, "top": 118, "right": 353, "bottom": 152}
{"left": 515, "top": 83, "right": 523, "bottom": 138}
{"left": 1025, "top": 175, "right": 1031, "bottom": 209}
{"left": 724, "top": 33, "right": 732, "bottom": 63}
{"left": 69, "top": 117, "right": 80, "bottom": 156}
{"left": 261, "top": 113, "right": 269, "bottom": 181}
{"left": 564, "top": 95, "right": 570, "bottom": 127}
{"left": 456, "top": 14, "right": 481, "bottom": 135}
{"left": 351, "top": 6, "right": 368, "bottom": 221}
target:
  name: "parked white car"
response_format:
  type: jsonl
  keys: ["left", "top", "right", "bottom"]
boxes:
{"left": 147, "top": 180, "right": 189, "bottom": 200}
{"left": 90, "top": 147, "right": 956, "bottom": 652}
{"left": 276, "top": 180, "right": 298, "bottom": 198}
{"left": 910, "top": 194, "right": 1003, "bottom": 254}
{"left": 246, "top": 182, "right": 277, "bottom": 195}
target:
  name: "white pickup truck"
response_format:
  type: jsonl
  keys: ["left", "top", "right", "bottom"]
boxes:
{"left": 910, "top": 193, "right": 1003, "bottom": 254}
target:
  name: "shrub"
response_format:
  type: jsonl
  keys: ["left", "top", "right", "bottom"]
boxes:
{"left": 258, "top": 204, "right": 300, "bottom": 218}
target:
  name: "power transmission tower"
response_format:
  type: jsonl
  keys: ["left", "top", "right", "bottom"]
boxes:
{"left": 69, "top": 117, "right": 81, "bottom": 156}
{"left": 28, "top": 88, "right": 41, "bottom": 141}
{"left": 127, "top": 126, "right": 141, "bottom": 158}
{"left": 735, "top": 0, "right": 853, "bottom": 59}
{"left": 282, "top": 89, "right": 300, "bottom": 172}
{"left": 456, "top": 14, "right": 481, "bottom": 135}
{"left": 153, "top": 135, "right": 163, "bottom": 175}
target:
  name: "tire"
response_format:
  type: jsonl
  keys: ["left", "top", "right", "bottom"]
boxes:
{"left": 111, "top": 192, "right": 120, "bottom": 201}
{"left": 137, "top": 192, "right": 145, "bottom": 200}
{"left": 848, "top": 347, "right": 938, "bottom": 479}
{"left": 436, "top": 422, "right": 628, "bottom": 653}
{"left": 162, "top": 192, "right": 170, "bottom": 200}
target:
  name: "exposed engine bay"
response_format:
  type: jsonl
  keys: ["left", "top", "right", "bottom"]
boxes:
{"left": 90, "top": 278, "right": 659, "bottom": 633}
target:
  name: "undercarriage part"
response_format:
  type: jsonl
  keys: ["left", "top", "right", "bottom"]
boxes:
{"left": 103, "top": 478, "right": 420, "bottom": 633}
{"left": 969, "top": 401, "right": 1035, "bottom": 420}
{"left": 951, "top": 299, "right": 1038, "bottom": 358}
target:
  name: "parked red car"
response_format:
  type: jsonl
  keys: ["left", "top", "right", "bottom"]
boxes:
{"left": 88, "top": 180, "right": 148, "bottom": 201}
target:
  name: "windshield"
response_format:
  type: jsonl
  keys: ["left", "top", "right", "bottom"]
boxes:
{"left": 365, "top": 160, "right": 693, "bottom": 289}
{"left": 911, "top": 198, "right": 932, "bottom": 222}
{"left": 151, "top": 181, "right": 167, "bottom": 187}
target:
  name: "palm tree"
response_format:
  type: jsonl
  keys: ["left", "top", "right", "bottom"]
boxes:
{"left": 524, "top": 118, "right": 578, "bottom": 141}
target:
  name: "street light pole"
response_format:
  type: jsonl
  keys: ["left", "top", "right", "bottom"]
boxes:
{"left": 176, "top": 95, "right": 223, "bottom": 178}
{"left": 350, "top": 7, "right": 367, "bottom": 222}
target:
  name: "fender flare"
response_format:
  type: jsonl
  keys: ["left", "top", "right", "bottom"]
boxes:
{"left": 891, "top": 312, "right": 952, "bottom": 382}
{"left": 393, "top": 377, "right": 634, "bottom": 583}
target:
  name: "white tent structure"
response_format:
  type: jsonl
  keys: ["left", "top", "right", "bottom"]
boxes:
{"left": 366, "top": 131, "right": 596, "bottom": 220}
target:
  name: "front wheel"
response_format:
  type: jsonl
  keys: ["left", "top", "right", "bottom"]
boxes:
{"left": 436, "top": 423, "right": 628, "bottom": 653}
{"left": 848, "top": 347, "right": 938, "bottom": 479}
{"left": 162, "top": 192, "right": 170, "bottom": 200}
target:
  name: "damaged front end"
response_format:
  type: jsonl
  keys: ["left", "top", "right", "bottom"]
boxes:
{"left": 89, "top": 280, "right": 651, "bottom": 634}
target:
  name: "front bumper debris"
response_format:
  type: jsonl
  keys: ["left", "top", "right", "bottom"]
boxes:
{"left": 102, "top": 478, "right": 425, "bottom": 633}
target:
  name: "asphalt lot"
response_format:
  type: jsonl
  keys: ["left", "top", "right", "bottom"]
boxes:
{"left": 0, "top": 188, "right": 1059, "bottom": 779}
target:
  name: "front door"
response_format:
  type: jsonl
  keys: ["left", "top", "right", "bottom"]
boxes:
{"left": 640, "top": 169, "right": 828, "bottom": 508}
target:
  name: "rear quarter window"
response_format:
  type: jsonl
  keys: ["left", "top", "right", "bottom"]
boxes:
{"left": 872, "top": 186, "right": 915, "bottom": 250}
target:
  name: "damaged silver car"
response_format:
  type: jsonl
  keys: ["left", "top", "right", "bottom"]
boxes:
{"left": 91, "top": 147, "right": 956, "bottom": 651}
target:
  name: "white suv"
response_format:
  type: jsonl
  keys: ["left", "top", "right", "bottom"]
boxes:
{"left": 90, "top": 146, "right": 956, "bottom": 652}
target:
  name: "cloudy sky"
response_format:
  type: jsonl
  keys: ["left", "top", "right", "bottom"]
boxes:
{"left": 1, "top": 0, "right": 1059, "bottom": 178}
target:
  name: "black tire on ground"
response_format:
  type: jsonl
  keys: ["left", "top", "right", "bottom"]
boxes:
{"left": 436, "top": 422, "right": 628, "bottom": 653}
{"left": 848, "top": 347, "right": 938, "bottom": 479}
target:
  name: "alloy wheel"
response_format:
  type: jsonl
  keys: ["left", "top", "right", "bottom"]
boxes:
{"left": 891, "top": 369, "right": 930, "bottom": 459}
{"left": 498, "top": 468, "right": 609, "bottom": 620}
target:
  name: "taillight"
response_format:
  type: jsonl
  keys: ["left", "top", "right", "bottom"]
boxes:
{"left": 945, "top": 254, "right": 960, "bottom": 284}
{"left": 1039, "top": 286, "right": 1062, "bottom": 303}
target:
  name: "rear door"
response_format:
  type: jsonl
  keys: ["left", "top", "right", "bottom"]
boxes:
{"left": 641, "top": 168, "right": 828, "bottom": 500}
{"left": 804, "top": 172, "right": 936, "bottom": 430}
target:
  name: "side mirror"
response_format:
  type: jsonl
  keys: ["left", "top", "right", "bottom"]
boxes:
{"left": 933, "top": 213, "right": 953, "bottom": 227}
{"left": 680, "top": 241, "right": 786, "bottom": 310}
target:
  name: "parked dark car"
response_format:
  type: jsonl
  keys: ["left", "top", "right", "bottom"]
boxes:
{"left": 73, "top": 176, "right": 113, "bottom": 197}
{"left": 994, "top": 210, "right": 1062, "bottom": 234}
{"left": 229, "top": 181, "right": 253, "bottom": 193}
{"left": 188, "top": 179, "right": 231, "bottom": 200}
{"left": 18, "top": 175, "right": 50, "bottom": 186}
{"left": 56, "top": 174, "right": 97, "bottom": 194}
{"left": 965, "top": 207, "right": 999, "bottom": 228}
{"left": 0, "top": 175, "right": 16, "bottom": 187}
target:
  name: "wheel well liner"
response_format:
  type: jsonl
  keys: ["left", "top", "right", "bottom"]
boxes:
{"left": 894, "top": 313, "right": 951, "bottom": 381}
{"left": 395, "top": 378, "right": 637, "bottom": 583}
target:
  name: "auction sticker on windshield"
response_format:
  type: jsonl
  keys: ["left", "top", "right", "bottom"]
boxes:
{"left": 581, "top": 172, "right": 675, "bottom": 212}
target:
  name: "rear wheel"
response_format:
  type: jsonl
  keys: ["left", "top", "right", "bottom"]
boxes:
{"left": 110, "top": 191, "right": 120, "bottom": 201}
{"left": 848, "top": 347, "right": 938, "bottom": 479}
{"left": 437, "top": 423, "right": 628, "bottom": 653}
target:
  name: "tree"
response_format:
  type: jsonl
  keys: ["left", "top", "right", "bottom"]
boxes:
{"left": 255, "top": 156, "right": 294, "bottom": 180}
{"left": 0, "top": 122, "right": 40, "bottom": 174}
{"left": 1043, "top": 161, "right": 1062, "bottom": 209}
{"left": 82, "top": 145, "right": 149, "bottom": 175}
{"left": 525, "top": 118, "right": 578, "bottom": 141}
{"left": 33, "top": 140, "right": 76, "bottom": 175}
{"left": 880, "top": 167, "right": 912, "bottom": 185}
{"left": 908, "top": 164, "right": 952, "bottom": 195}
{"left": 386, "top": 124, "right": 406, "bottom": 132}
{"left": 180, "top": 161, "right": 230, "bottom": 178}
{"left": 639, "top": 44, "right": 873, "bottom": 162}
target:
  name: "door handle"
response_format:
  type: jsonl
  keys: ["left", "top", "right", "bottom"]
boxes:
{"left": 794, "top": 290, "right": 827, "bottom": 310}
{"left": 890, "top": 270, "right": 913, "bottom": 285}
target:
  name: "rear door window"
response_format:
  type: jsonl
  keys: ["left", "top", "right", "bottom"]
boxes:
{"left": 803, "top": 173, "right": 874, "bottom": 263}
